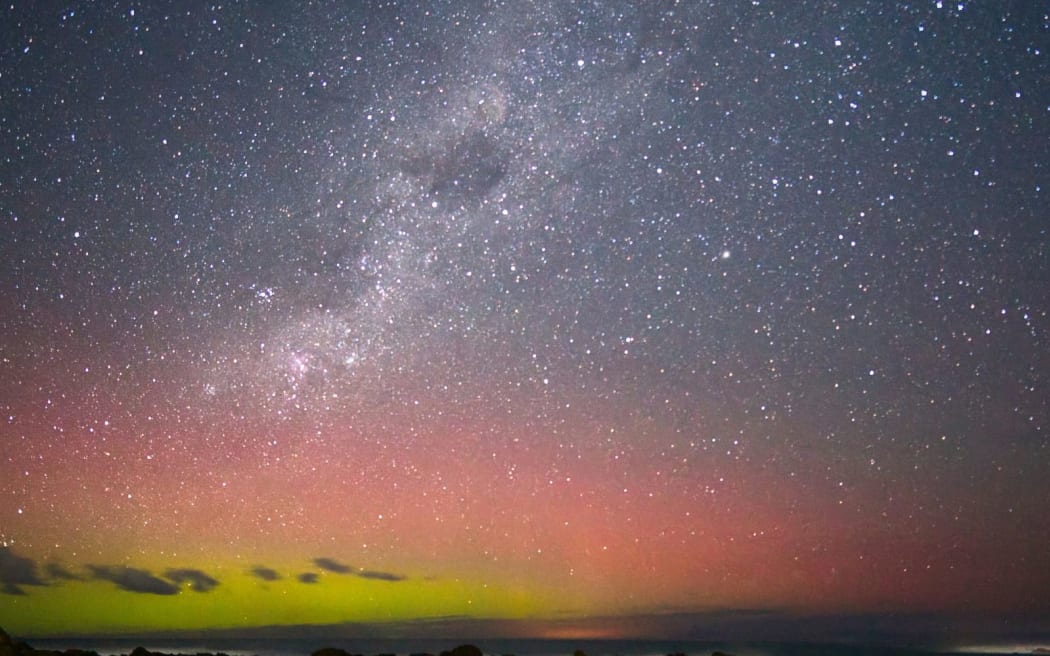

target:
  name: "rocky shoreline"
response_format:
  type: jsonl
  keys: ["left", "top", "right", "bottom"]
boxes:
{"left": 2, "top": 629, "right": 735, "bottom": 656}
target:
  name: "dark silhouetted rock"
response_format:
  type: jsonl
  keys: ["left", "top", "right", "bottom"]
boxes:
{"left": 441, "top": 646, "right": 482, "bottom": 656}
{"left": 310, "top": 649, "right": 361, "bottom": 656}
{"left": 573, "top": 650, "right": 586, "bottom": 656}
{"left": 311, "top": 648, "right": 353, "bottom": 656}
{"left": 14, "top": 643, "right": 35, "bottom": 656}
{"left": 712, "top": 652, "right": 736, "bottom": 656}
{"left": 0, "top": 631, "right": 37, "bottom": 656}
{"left": 0, "top": 634, "right": 223, "bottom": 656}
{"left": 0, "top": 629, "right": 13, "bottom": 656}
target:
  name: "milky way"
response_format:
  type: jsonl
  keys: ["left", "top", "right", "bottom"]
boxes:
{"left": 1, "top": 0, "right": 1048, "bottom": 644}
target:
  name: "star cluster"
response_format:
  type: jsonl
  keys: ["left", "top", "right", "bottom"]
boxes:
{"left": 1, "top": 0, "right": 1048, "bottom": 641}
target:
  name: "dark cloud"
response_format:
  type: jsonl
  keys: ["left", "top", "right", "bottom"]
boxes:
{"left": 313, "top": 557, "right": 352, "bottom": 574}
{"left": 0, "top": 546, "right": 45, "bottom": 595}
{"left": 298, "top": 572, "right": 319, "bottom": 584}
{"left": 249, "top": 566, "right": 281, "bottom": 581}
{"left": 88, "top": 565, "right": 179, "bottom": 595}
{"left": 165, "top": 568, "right": 220, "bottom": 592}
{"left": 308, "top": 557, "right": 405, "bottom": 582}
{"left": 356, "top": 569, "right": 406, "bottom": 582}
{"left": 46, "top": 562, "right": 81, "bottom": 581}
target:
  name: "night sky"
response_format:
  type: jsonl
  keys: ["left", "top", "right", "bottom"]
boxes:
{"left": 1, "top": 0, "right": 1048, "bottom": 647}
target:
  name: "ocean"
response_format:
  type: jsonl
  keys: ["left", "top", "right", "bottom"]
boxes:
{"left": 25, "top": 637, "right": 1032, "bottom": 656}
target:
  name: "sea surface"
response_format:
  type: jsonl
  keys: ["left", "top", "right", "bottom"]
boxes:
{"left": 26, "top": 637, "right": 1038, "bottom": 656}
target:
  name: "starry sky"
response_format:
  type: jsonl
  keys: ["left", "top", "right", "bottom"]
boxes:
{"left": 1, "top": 0, "right": 1048, "bottom": 646}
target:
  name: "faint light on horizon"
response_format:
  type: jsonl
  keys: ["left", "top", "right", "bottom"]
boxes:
{"left": 955, "top": 645, "right": 1050, "bottom": 654}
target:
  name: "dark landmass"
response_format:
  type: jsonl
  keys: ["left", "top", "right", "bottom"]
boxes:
{"left": 9, "top": 626, "right": 1050, "bottom": 656}
{"left": 0, "top": 633, "right": 511, "bottom": 656}
{"left": 2, "top": 630, "right": 733, "bottom": 656}
{"left": 2, "top": 629, "right": 242, "bottom": 656}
